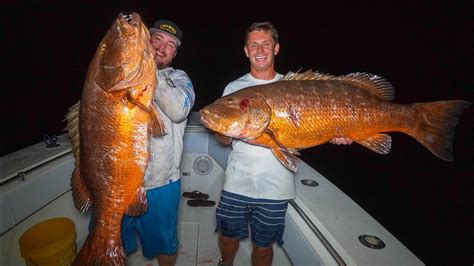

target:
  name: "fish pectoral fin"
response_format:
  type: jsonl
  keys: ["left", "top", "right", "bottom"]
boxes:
{"left": 71, "top": 167, "right": 93, "bottom": 213}
{"left": 357, "top": 133, "right": 392, "bottom": 154}
{"left": 264, "top": 129, "right": 286, "bottom": 150}
{"left": 149, "top": 105, "right": 166, "bottom": 137}
{"left": 287, "top": 148, "right": 301, "bottom": 156}
{"left": 271, "top": 148, "right": 298, "bottom": 172}
{"left": 264, "top": 129, "right": 300, "bottom": 170}
{"left": 126, "top": 91, "right": 166, "bottom": 137}
{"left": 125, "top": 186, "right": 148, "bottom": 216}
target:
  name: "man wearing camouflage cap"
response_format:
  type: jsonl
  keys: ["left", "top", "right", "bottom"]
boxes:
{"left": 121, "top": 18, "right": 195, "bottom": 266}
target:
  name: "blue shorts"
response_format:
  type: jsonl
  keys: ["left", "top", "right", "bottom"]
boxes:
{"left": 215, "top": 190, "right": 288, "bottom": 247}
{"left": 121, "top": 179, "right": 180, "bottom": 258}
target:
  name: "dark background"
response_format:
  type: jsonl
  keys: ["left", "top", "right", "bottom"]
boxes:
{"left": 2, "top": 1, "right": 472, "bottom": 264}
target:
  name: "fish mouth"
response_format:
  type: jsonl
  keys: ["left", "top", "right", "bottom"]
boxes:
{"left": 199, "top": 109, "right": 216, "bottom": 129}
{"left": 119, "top": 13, "right": 141, "bottom": 26}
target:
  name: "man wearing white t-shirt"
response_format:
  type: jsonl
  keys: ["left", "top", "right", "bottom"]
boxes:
{"left": 214, "top": 22, "right": 351, "bottom": 266}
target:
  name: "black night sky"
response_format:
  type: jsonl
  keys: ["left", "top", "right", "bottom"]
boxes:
{"left": 2, "top": 1, "right": 473, "bottom": 264}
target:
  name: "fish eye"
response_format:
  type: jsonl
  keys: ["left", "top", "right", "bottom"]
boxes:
{"left": 226, "top": 98, "right": 234, "bottom": 104}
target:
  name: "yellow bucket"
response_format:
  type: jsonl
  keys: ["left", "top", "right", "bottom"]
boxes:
{"left": 19, "top": 217, "right": 77, "bottom": 266}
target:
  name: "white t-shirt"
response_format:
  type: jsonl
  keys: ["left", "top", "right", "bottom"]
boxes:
{"left": 222, "top": 73, "right": 296, "bottom": 200}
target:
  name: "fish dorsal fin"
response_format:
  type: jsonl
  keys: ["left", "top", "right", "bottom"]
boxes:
{"left": 64, "top": 101, "right": 81, "bottom": 163}
{"left": 281, "top": 69, "right": 337, "bottom": 81}
{"left": 282, "top": 70, "right": 395, "bottom": 101}
{"left": 64, "top": 100, "right": 94, "bottom": 213}
{"left": 337, "top": 73, "right": 395, "bottom": 101}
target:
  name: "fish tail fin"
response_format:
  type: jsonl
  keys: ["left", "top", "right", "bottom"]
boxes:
{"left": 73, "top": 234, "right": 126, "bottom": 266}
{"left": 408, "top": 100, "right": 471, "bottom": 161}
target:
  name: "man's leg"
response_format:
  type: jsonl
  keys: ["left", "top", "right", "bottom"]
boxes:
{"left": 249, "top": 198, "right": 288, "bottom": 266}
{"left": 138, "top": 181, "right": 180, "bottom": 264}
{"left": 219, "top": 234, "right": 239, "bottom": 265}
{"left": 251, "top": 243, "right": 273, "bottom": 266}
{"left": 157, "top": 253, "right": 177, "bottom": 266}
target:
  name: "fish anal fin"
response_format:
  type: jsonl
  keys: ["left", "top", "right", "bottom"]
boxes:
{"left": 357, "top": 133, "right": 392, "bottom": 154}
{"left": 71, "top": 167, "right": 93, "bottom": 213}
{"left": 125, "top": 186, "right": 148, "bottom": 216}
{"left": 271, "top": 148, "right": 298, "bottom": 172}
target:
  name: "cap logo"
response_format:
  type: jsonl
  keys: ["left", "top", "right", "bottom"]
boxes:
{"left": 159, "top": 24, "right": 177, "bottom": 35}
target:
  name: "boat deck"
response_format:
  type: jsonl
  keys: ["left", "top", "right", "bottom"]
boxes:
{"left": 1, "top": 189, "right": 291, "bottom": 266}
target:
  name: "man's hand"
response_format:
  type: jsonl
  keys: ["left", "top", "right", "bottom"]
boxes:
{"left": 329, "top": 138, "right": 353, "bottom": 145}
{"left": 213, "top": 133, "right": 232, "bottom": 145}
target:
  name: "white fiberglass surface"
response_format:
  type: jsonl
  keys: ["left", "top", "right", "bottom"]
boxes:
{"left": 1, "top": 153, "right": 291, "bottom": 266}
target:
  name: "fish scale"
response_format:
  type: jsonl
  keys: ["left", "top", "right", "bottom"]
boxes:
{"left": 199, "top": 71, "right": 470, "bottom": 172}
{"left": 65, "top": 13, "right": 164, "bottom": 266}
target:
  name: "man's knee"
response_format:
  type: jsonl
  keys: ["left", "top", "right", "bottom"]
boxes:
{"left": 220, "top": 234, "right": 238, "bottom": 243}
{"left": 253, "top": 245, "right": 273, "bottom": 256}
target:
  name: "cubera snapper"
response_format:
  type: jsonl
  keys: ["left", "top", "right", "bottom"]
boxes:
{"left": 199, "top": 70, "right": 471, "bottom": 172}
{"left": 65, "top": 13, "right": 164, "bottom": 265}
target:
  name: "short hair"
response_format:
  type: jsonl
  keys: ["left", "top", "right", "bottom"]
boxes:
{"left": 245, "top": 22, "right": 279, "bottom": 44}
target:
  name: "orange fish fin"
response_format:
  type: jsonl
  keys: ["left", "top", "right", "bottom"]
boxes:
{"left": 64, "top": 101, "right": 81, "bottom": 164}
{"left": 71, "top": 167, "right": 93, "bottom": 213}
{"left": 263, "top": 128, "right": 302, "bottom": 156}
{"left": 125, "top": 91, "right": 166, "bottom": 137}
{"left": 73, "top": 234, "right": 126, "bottom": 266}
{"left": 407, "top": 100, "right": 471, "bottom": 161}
{"left": 281, "top": 70, "right": 394, "bottom": 101}
{"left": 271, "top": 148, "right": 298, "bottom": 172}
{"left": 357, "top": 134, "right": 392, "bottom": 154}
{"left": 263, "top": 129, "right": 299, "bottom": 171}
{"left": 149, "top": 105, "right": 166, "bottom": 137}
{"left": 125, "top": 186, "right": 148, "bottom": 216}
{"left": 281, "top": 69, "right": 337, "bottom": 81}
{"left": 288, "top": 148, "right": 301, "bottom": 156}
{"left": 338, "top": 73, "right": 395, "bottom": 101}
{"left": 264, "top": 129, "right": 285, "bottom": 149}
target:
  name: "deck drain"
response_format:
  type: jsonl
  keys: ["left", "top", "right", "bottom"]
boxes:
{"left": 193, "top": 155, "right": 213, "bottom": 175}
{"left": 301, "top": 179, "right": 318, "bottom": 187}
{"left": 358, "top": 234, "right": 385, "bottom": 249}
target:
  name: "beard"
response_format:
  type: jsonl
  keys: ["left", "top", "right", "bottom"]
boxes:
{"left": 156, "top": 61, "right": 170, "bottom": 69}
{"left": 154, "top": 50, "right": 175, "bottom": 69}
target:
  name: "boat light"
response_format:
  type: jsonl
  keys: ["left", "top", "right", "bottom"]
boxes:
{"left": 358, "top": 234, "right": 385, "bottom": 249}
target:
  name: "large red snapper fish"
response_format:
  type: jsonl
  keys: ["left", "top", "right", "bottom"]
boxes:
{"left": 65, "top": 13, "right": 164, "bottom": 265}
{"left": 199, "top": 70, "right": 471, "bottom": 172}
